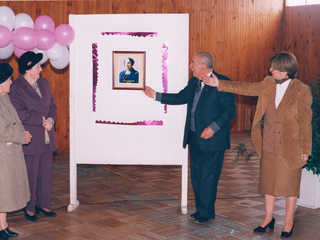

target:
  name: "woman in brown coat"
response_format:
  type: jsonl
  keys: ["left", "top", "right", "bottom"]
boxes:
{"left": 202, "top": 52, "right": 312, "bottom": 239}
{"left": 0, "top": 63, "right": 32, "bottom": 240}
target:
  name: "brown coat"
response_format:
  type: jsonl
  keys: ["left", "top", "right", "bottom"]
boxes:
{"left": 0, "top": 94, "right": 30, "bottom": 212}
{"left": 219, "top": 76, "right": 312, "bottom": 169}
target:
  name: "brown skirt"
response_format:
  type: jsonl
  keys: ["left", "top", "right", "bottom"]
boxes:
{"left": 258, "top": 151, "right": 302, "bottom": 196}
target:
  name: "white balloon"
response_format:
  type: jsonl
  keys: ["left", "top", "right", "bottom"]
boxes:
{"left": 33, "top": 48, "right": 48, "bottom": 64}
{"left": 45, "top": 42, "right": 63, "bottom": 60}
{"left": 0, "top": 6, "right": 15, "bottom": 31}
{"left": 50, "top": 46, "right": 69, "bottom": 69}
{"left": 0, "top": 42, "right": 14, "bottom": 59}
{"left": 14, "top": 13, "right": 34, "bottom": 29}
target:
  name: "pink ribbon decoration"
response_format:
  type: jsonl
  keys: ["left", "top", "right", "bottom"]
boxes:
{"left": 162, "top": 44, "right": 169, "bottom": 113}
{"left": 92, "top": 33, "right": 169, "bottom": 126}
{"left": 92, "top": 43, "right": 98, "bottom": 112}
{"left": 101, "top": 32, "right": 158, "bottom": 37}
{"left": 95, "top": 120, "right": 163, "bottom": 125}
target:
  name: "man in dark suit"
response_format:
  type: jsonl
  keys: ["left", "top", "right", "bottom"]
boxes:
{"left": 143, "top": 51, "right": 236, "bottom": 223}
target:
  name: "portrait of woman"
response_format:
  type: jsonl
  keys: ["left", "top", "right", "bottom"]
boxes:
{"left": 119, "top": 57, "right": 139, "bottom": 83}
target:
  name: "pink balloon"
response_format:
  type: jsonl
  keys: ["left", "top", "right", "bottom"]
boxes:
{"left": 14, "top": 46, "right": 32, "bottom": 58}
{"left": 54, "top": 24, "right": 75, "bottom": 46}
{"left": 36, "top": 29, "right": 55, "bottom": 50}
{"left": 34, "top": 15, "right": 55, "bottom": 33}
{"left": 0, "top": 25, "right": 12, "bottom": 48}
{"left": 12, "top": 27, "right": 39, "bottom": 50}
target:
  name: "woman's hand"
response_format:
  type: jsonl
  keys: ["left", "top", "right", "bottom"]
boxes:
{"left": 301, "top": 154, "right": 309, "bottom": 163}
{"left": 24, "top": 131, "right": 32, "bottom": 144}
{"left": 202, "top": 73, "right": 219, "bottom": 87}
{"left": 43, "top": 118, "right": 54, "bottom": 132}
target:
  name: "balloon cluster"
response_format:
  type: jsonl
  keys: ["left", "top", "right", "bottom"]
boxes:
{"left": 0, "top": 6, "right": 74, "bottom": 70}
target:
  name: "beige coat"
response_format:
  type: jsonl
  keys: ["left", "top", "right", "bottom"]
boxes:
{"left": 0, "top": 94, "right": 30, "bottom": 212}
{"left": 219, "top": 76, "right": 312, "bottom": 169}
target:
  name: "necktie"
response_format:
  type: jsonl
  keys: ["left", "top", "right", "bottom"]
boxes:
{"left": 196, "top": 80, "right": 202, "bottom": 93}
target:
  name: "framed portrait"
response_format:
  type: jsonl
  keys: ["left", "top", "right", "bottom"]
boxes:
{"left": 113, "top": 51, "right": 146, "bottom": 90}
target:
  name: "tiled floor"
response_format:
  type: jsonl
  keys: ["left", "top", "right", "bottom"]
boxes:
{"left": 6, "top": 133, "right": 320, "bottom": 239}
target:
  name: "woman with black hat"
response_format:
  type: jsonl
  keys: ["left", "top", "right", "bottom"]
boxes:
{"left": 0, "top": 63, "right": 32, "bottom": 239}
{"left": 9, "top": 51, "right": 58, "bottom": 222}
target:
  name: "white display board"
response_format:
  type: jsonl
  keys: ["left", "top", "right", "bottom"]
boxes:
{"left": 68, "top": 14, "right": 189, "bottom": 213}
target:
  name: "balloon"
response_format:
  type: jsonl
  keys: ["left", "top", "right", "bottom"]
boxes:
{"left": 33, "top": 48, "right": 49, "bottom": 64}
{"left": 12, "top": 27, "right": 38, "bottom": 50}
{"left": 0, "top": 6, "right": 15, "bottom": 31}
{"left": 34, "top": 15, "right": 55, "bottom": 33}
{"left": 0, "top": 25, "right": 12, "bottom": 48}
{"left": 14, "top": 13, "right": 34, "bottom": 29}
{"left": 13, "top": 46, "right": 32, "bottom": 58}
{"left": 36, "top": 29, "right": 55, "bottom": 50}
{"left": 50, "top": 46, "right": 69, "bottom": 69}
{"left": 45, "top": 42, "right": 63, "bottom": 60}
{"left": 54, "top": 24, "right": 75, "bottom": 46}
{"left": 0, "top": 42, "right": 14, "bottom": 59}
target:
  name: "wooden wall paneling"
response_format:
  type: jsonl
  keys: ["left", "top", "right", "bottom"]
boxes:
{"left": 0, "top": 0, "right": 287, "bottom": 151}
{"left": 283, "top": 5, "right": 320, "bottom": 85}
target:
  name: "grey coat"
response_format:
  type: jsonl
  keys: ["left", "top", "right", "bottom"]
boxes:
{"left": 0, "top": 94, "right": 30, "bottom": 212}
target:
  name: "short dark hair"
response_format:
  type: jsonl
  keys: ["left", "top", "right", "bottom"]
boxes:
{"left": 195, "top": 51, "right": 214, "bottom": 69}
{"left": 270, "top": 52, "right": 298, "bottom": 79}
{"left": 125, "top": 58, "right": 135, "bottom": 66}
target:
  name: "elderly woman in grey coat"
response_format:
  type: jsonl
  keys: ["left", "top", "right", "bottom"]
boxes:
{"left": 0, "top": 63, "right": 32, "bottom": 240}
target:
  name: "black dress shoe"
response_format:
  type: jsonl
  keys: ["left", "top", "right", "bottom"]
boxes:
{"left": 194, "top": 216, "right": 210, "bottom": 223}
{"left": 281, "top": 224, "right": 294, "bottom": 238}
{"left": 190, "top": 212, "right": 199, "bottom": 219}
{"left": 23, "top": 209, "right": 37, "bottom": 222}
{"left": 253, "top": 217, "right": 275, "bottom": 233}
{"left": 0, "top": 228, "right": 18, "bottom": 238}
{"left": 35, "top": 205, "right": 57, "bottom": 217}
{"left": 0, "top": 231, "right": 8, "bottom": 240}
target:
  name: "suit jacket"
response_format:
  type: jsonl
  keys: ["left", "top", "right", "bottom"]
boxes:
{"left": 0, "top": 94, "right": 30, "bottom": 212}
{"left": 219, "top": 76, "right": 312, "bottom": 169}
{"left": 119, "top": 68, "right": 139, "bottom": 83}
{"left": 9, "top": 75, "right": 57, "bottom": 155}
{"left": 160, "top": 70, "right": 236, "bottom": 152}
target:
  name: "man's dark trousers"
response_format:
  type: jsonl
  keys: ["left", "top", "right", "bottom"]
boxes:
{"left": 189, "top": 130, "right": 225, "bottom": 220}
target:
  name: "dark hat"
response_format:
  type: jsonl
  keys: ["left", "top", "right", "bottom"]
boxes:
{"left": 18, "top": 51, "right": 43, "bottom": 73}
{"left": 0, "top": 63, "right": 13, "bottom": 84}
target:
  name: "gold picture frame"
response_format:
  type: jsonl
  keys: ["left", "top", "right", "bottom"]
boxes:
{"left": 113, "top": 51, "right": 146, "bottom": 90}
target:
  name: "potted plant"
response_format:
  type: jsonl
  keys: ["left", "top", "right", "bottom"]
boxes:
{"left": 297, "top": 73, "right": 320, "bottom": 209}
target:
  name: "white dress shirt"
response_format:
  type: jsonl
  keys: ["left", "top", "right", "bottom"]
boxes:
{"left": 275, "top": 79, "right": 291, "bottom": 109}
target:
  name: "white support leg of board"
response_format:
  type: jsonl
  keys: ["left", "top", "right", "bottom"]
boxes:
{"left": 181, "top": 150, "right": 188, "bottom": 214}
